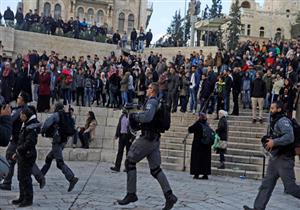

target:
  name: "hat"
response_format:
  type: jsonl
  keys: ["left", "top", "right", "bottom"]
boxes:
{"left": 54, "top": 102, "right": 64, "bottom": 112}
{"left": 18, "top": 91, "right": 30, "bottom": 103}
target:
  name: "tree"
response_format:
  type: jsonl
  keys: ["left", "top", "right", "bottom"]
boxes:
{"left": 202, "top": 5, "right": 210, "bottom": 20}
{"left": 209, "top": 0, "right": 222, "bottom": 19}
{"left": 166, "top": 10, "right": 184, "bottom": 46}
{"left": 184, "top": 14, "right": 191, "bottom": 45}
{"left": 227, "top": 0, "right": 241, "bottom": 50}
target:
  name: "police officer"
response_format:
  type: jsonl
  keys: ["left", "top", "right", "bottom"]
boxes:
{"left": 40, "top": 103, "right": 78, "bottom": 192}
{"left": 12, "top": 106, "right": 40, "bottom": 207}
{"left": 244, "top": 101, "right": 300, "bottom": 210}
{"left": 117, "top": 82, "right": 177, "bottom": 210}
{"left": 0, "top": 92, "right": 45, "bottom": 191}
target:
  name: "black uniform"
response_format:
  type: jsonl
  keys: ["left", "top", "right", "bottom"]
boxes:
{"left": 16, "top": 115, "right": 40, "bottom": 206}
{"left": 0, "top": 105, "right": 44, "bottom": 189}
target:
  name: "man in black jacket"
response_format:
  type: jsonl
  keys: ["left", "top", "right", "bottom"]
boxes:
{"left": 110, "top": 107, "right": 134, "bottom": 172}
{"left": 145, "top": 29, "right": 153, "bottom": 48}
{"left": 0, "top": 100, "right": 12, "bottom": 147}
{"left": 0, "top": 92, "right": 45, "bottom": 191}
{"left": 251, "top": 71, "right": 266, "bottom": 123}
{"left": 231, "top": 67, "right": 242, "bottom": 116}
{"left": 15, "top": 8, "right": 24, "bottom": 28}
{"left": 3, "top": 7, "right": 14, "bottom": 27}
{"left": 130, "top": 28, "right": 137, "bottom": 51}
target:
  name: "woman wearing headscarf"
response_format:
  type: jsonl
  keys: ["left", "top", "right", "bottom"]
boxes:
{"left": 78, "top": 111, "right": 97, "bottom": 149}
{"left": 188, "top": 113, "right": 211, "bottom": 180}
{"left": 215, "top": 110, "right": 228, "bottom": 169}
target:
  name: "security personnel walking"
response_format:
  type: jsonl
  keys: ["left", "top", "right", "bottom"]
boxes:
{"left": 117, "top": 82, "right": 177, "bottom": 210}
{"left": 244, "top": 101, "right": 300, "bottom": 210}
{"left": 0, "top": 92, "right": 45, "bottom": 191}
{"left": 12, "top": 106, "right": 40, "bottom": 207}
{"left": 40, "top": 103, "right": 78, "bottom": 192}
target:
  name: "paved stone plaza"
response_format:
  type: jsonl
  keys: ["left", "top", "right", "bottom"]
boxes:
{"left": 1, "top": 161, "right": 299, "bottom": 210}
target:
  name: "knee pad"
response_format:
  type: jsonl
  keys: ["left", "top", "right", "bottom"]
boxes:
{"left": 125, "top": 159, "right": 136, "bottom": 172}
{"left": 150, "top": 167, "right": 162, "bottom": 179}
{"left": 56, "top": 159, "right": 64, "bottom": 170}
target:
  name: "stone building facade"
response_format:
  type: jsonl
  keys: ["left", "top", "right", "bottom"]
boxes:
{"left": 22, "top": 0, "right": 153, "bottom": 33}
{"left": 238, "top": 0, "right": 300, "bottom": 40}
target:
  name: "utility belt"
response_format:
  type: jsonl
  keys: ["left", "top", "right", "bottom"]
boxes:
{"left": 141, "top": 130, "right": 160, "bottom": 141}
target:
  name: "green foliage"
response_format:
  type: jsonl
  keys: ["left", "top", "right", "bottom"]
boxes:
{"left": 184, "top": 14, "right": 191, "bottom": 44}
{"left": 79, "top": 30, "right": 93, "bottom": 41}
{"left": 166, "top": 10, "right": 184, "bottom": 45}
{"left": 29, "top": 23, "right": 43, "bottom": 33}
{"left": 227, "top": 0, "right": 241, "bottom": 50}
{"left": 209, "top": 0, "right": 223, "bottom": 19}
{"left": 63, "top": 31, "right": 74, "bottom": 38}
{"left": 95, "top": 35, "right": 106, "bottom": 43}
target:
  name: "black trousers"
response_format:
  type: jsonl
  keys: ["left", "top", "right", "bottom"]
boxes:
{"left": 114, "top": 134, "right": 132, "bottom": 169}
{"left": 232, "top": 91, "right": 240, "bottom": 115}
{"left": 78, "top": 131, "right": 91, "bottom": 149}
{"left": 76, "top": 87, "right": 84, "bottom": 106}
{"left": 17, "top": 152, "right": 36, "bottom": 202}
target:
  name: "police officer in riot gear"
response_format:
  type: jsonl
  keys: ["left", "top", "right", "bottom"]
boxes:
{"left": 40, "top": 102, "right": 78, "bottom": 192}
{"left": 244, "top": 101, "right": 300, "bottom": 210}
{"left": 0, "top": 92, "right": 45, "bottom": 191}
{"left": 12, "top": 106, "right": 41, "bottom": 207}
{"left": 117, "top": 82, "right": 177, "bottom": 210}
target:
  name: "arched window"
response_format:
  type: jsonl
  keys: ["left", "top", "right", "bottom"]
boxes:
{"left": 77, "top": 7, "right": 84, "bottom": 20}
{"left": 43, "top": 2, "right": 51, "bottom": 17}
{"left": 96, "top": 10, "right": 104, "bottom": 25}
{"left": 276, "top": 28, "right": 282, "bottom": 38}
{"left": 259, "top": 27, "right": 265, "bottom": 37}
{"left": 241, "top": 1, "right": 251, "bottom": 9}
{"left": 128, "top": 14, "right": 134, "bottom": 33}
{"left": 54, "top": 4, "right": 61, "bottom": 19}
{"left": 118, "top": 12, "right": 125, "bottom": 32}
{"left": 87, "top": 8, "right": 94, "bottom": 23}
{"left": 286, "top": 9, "right": 290, "bottom": 18}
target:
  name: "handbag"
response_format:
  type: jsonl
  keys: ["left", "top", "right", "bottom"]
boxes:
{"left": 219, "top": 140, "right": 228, "bottom": 149}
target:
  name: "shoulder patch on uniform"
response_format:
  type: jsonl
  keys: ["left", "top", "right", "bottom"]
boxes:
{"left": 146, "top": 103, "right": 152, "bottom": 110}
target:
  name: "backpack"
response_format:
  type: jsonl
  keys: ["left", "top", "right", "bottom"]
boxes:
{"left": 58, "top": 111, "right": 76, "bottom": 137}
{"left": 154, "top": 99, "right": 171, "bottom": 133}
{"left": 290, "top": 118, "right": 300, "bottom": 156}
{"left": 201, "top": 123, "right": 215, "bottom": 145}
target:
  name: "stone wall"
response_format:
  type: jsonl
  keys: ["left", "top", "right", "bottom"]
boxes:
{"left": 0, "top": 26, "right": 218, "bottom": 61}
{"left": 0, "top": 26, "right": 119, "bottom": 59}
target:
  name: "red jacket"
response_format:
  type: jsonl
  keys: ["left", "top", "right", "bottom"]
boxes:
{"left": 39, "top": 72, "right": 51, "bottom": 96}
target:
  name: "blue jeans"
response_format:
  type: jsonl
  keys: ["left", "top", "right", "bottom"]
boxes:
{"left": 242, "top": 90, "right": 251, "bottom": 108}
{"left": 85, "top": 87, "right": 92, "bottom": 106}
{"left": 121, "top": 91, "right": 128, "bottom": 105}
{"left": 189, "top": 88, "right": 198, "bottom": 111}
{"left": 264, "top": 92, "right": 271, "bottom": 109}
{"left": 138, "top": 40, "right": 144, "bottom": 53}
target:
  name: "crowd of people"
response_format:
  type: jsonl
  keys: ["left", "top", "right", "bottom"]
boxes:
{"left": 1, "top": 39, "right": 300, "bottom": 124}
{"left": 0, "top": 7, "right": 153, "bottom": 49}
{"left": 1, "top": 36, "right": 300, "bottom": 209}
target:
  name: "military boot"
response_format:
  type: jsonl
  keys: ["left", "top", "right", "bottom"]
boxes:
{"left": 162, "top": 191, "right": 177, "bottom": 210}
{"left": 117, "top": 193, "right": 138, "bottom": 205}
{"left": 243, "top": 205, "right": 256, "bottom": 210}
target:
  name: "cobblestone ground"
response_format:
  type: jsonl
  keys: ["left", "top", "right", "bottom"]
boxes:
{"left": 1, "top": 161, "right": 300, "bottom": 210}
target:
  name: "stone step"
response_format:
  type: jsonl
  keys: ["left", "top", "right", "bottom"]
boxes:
{"left": 160, "top": 141, "right": 261, "bottom": 152}
{"left": 163, "top": 130, "right": 265, "bottom": 139}
{"left": 168, "top": 125, "right": 267, "bottom": 133}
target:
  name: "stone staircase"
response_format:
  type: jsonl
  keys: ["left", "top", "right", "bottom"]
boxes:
{"left": 159, "top": 110, "right": 269, "bottom": 179}
{"left": 1, "top": 105, "right": 299, "bottom": 180}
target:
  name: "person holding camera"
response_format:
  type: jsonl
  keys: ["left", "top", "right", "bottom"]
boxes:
{"left": 117, "top": 82, "right": 177, "bottom": 210}
{"left": 110, "top": 106, "right": 134, "bottom": 172}
{"left": 0, "top": 92, "right": 45, "bottom": 191}
{"left": 244, "top": 101, "right": 300, "bottom": 210}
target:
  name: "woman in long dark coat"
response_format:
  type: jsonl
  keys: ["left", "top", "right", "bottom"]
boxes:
{"left": 188, "top": 113, "right": 211, "bottom": 180}
{"left": 215, "top": 110, "right": 228, "bottom": 169}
